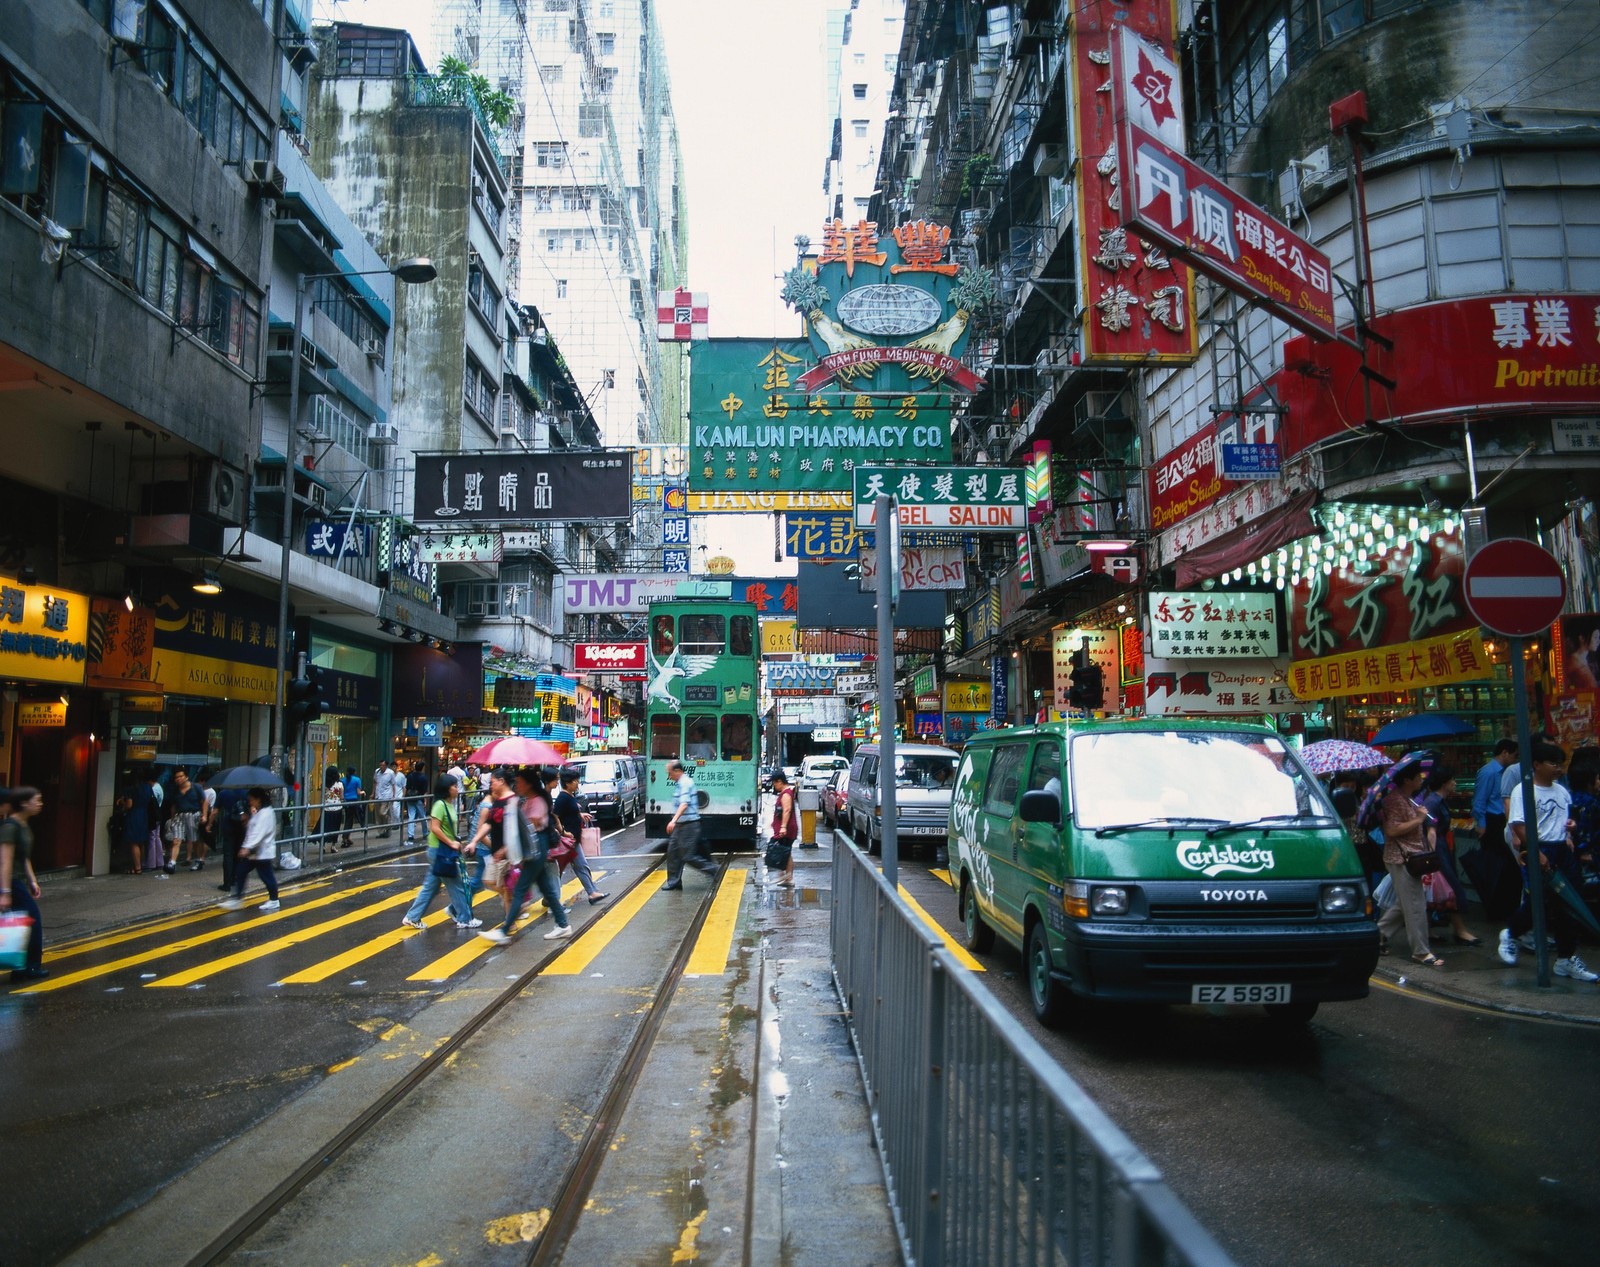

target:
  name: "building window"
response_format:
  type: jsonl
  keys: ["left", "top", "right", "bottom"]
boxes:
{"left": 598, "top": 33, "right": 616, "bottom": 57}
{"left": 533, "top": 142, "right": 565, "bottom": 169}
{"left": 852, "top": 83, "right": 867, "bottom": 99}
{"left": 578, "top": 101, "right": 605, "bottom": 136}
{"left": 853, "top": 119, "right": 869, "bottom": 137}
{"left": 467, "top": 262, "right": 502, "bottom": 329}
{"left": 556, "top": 278, "right": 568, "bottom": 298}
{"left": 463, "top": 356, "right": 498, "bottom": 421}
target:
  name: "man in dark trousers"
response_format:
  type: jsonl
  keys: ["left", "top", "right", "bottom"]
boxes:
{"left": 661, "top": 759, "right": 718, "bottom": 890}
{"left": 405, "top": 760, "right": 430, "bottom": 842}
{"left": 552, "top": 767, "right": 608, "bottom": 905}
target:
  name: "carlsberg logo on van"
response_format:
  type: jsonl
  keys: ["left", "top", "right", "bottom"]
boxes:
{"left": 1176, "top": 840, "right": 1275, "bottom": 876}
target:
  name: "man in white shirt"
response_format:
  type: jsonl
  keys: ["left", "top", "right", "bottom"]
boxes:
{"left": 372, "top": 759, "right": 398, "bottom": 838}
{"left": 1500, "top": 740, "right": 1596, "bottom": 981}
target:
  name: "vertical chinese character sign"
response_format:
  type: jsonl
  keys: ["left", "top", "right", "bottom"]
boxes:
{"left": 657, "top": 289, "right": 708, "bottom": 341}
{"left": 1069, "top": 2, "right": 1198, "bottom": 365}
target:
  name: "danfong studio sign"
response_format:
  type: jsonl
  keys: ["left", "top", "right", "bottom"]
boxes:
{"left": 414, "top": 451, "right": 632, "bottom": 524}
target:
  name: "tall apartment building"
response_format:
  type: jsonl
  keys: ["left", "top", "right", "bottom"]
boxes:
{"left": 822, "top": 0, "right": 905, "bottom": 225}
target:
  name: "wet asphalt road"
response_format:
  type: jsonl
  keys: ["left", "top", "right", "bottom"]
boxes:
{"left": 895, "top": 857, "right": 1600, "bottom": 1267}
{"left": 0, "top": 830, "right": 657, "bottom": 1266}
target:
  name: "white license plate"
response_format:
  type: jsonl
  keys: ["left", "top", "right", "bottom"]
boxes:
{"left": 905, "top": 826, "right": 945, "bottom": 836}
{"left": 1190, "top": 983, "right": 1291, "bottom": 1005}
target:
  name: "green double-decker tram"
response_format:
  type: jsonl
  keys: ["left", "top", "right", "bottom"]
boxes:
{"left": 643, "top": 600, "right": 761, "bottom": 849}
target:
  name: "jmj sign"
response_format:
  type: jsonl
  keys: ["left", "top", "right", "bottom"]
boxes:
{"left": 574, "top": 642, "right": 647, "bottom": 673}
{"left": 563, "top": 573, "right": 683, "bottom": 614}
{"left": 853, "top": 467, "right": 1025, "bottom": 530}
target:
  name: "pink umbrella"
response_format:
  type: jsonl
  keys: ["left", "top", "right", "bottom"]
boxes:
{"left": 466, "top": 736, "right": 568, "bottom": 768}
{"left": 1298, "top": 739, "right": 1392, "bottom": 776}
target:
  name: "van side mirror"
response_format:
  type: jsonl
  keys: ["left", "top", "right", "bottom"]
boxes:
{"left": 1019, "top": 789, "right": 1061, "bottom": 825}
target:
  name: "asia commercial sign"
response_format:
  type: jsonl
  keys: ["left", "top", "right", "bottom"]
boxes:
{"left": 306, "top": 522, "right": 371, "bottom": 560}
{"left": 853, "top": 467, "right": 1026, "bottom": 530}
{"left": 1147, "top": 592, "right": 1281, "bottom": 659}
{"left": 413, "top": 451, "right": 632, "bottom": 524}
{"left": 1273, "top": 294, "right": 1600, "bottom": 457}
{"left": 562, "top": 573, "right": 683, "bottom": 614}
{"left": 573, "top": 642, "right": 647, "bottom": 673}
{"left": 1112, "top": 29, "right": 1336, "bottom": 342}
{"left": 767, "top": 663, "right": 838, "bottom": 696}
{"left": 1069, "top": 2, "right": 1198, "bottom": 365}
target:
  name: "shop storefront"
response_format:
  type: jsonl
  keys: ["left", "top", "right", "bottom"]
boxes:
{"left": 303, "top": 627, "right": 386, "bottom": 795}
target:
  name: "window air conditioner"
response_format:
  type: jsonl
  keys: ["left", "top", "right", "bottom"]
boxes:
{"left": 367, "top": 421, "right": 398, "bottom": 446}
{"left": 1033, "top": 143, "right": 1066, "bottom": 178}
{"left": 244, "top": 159, "right": 286, "bottom": 197}
{"left": 361, "top": 336, "right": 385, "bottom": 359}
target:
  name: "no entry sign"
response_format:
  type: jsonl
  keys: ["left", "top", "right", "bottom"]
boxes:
{"left": 1463, "top": 538, "right": 1566, "bottom": 638}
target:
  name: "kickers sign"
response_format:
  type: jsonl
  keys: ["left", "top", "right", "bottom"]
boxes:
{"left": 574, "top": 642, "right": 647, "bottom": 673}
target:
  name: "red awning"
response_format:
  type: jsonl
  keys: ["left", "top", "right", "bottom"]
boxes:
{"left": 1173, "top": 489, "right": 1319, "bottom": 588}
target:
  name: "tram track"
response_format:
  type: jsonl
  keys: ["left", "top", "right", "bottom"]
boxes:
{"left": 180, "top": 851, "right": 731, "bottom": 1267}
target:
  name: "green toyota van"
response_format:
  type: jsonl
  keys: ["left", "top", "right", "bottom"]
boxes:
{"left": 950, "top": 719, "right": 1379, "bottom": 1026}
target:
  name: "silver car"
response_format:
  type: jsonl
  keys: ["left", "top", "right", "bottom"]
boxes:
{"left": 846, "top": 742, "right": 958, "bottom": 854}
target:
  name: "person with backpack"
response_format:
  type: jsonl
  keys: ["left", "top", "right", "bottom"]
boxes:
{"left": 767, "top": 770, "right": 799, "bottom": 888}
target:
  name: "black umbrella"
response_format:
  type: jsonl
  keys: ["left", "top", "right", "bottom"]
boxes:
{"left": 208, "top": 764, "right": 288, "bottom": 790}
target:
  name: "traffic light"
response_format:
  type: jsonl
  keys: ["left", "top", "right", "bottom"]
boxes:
{"left": 1067, "top": 660, "right": 1105, "bottom": 711}
{"left": 285, "top": 666, "right": 323, "bottom": 728}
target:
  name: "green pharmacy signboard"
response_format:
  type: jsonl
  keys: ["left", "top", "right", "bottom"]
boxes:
{"left": 687, "top": 220, "right": 993, "bottom": 511}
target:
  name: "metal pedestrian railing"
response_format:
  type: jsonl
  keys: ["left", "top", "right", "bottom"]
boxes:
{"left": 831, "top": 841, "right": 1236, "bottom": 1267}
{"left": 257, "top": 794, "right": 435, "bottom": 867}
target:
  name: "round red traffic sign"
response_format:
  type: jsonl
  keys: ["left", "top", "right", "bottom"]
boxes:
{"left": 1463, "top": 538, "right": 1566, "bottom": 638}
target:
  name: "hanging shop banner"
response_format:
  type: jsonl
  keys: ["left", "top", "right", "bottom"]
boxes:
{"left": 1155, "top": 452, "right": 1323, "bottom": 567}
{"left": 852, "top": 467, "right": 1026, "bottom": 530}
{"left": 944, "top": 679, "right": 991, "bottom": 714}
{"left": 1111, "top": 28, "right": 1335, "bottom": 342}
{"left": 634, "top": 444, "right": 690, "bottom": 483}
{"left": 837, "top": 672, "right": 875, "bottom": 695}
{"left": 1289, "top": 523, "right": 1475, "bottom": 661}
{"left": 321, "top": 668, "right": 382, "bottom": 720}
{"left": 768, "top": 663, "right": 838, "bottom": 696}
{"left": 562, "top": 573, "right": 683, "bottom": 613}
{"left": 1143, "top": 656, "right": 1299, "bottom": 716}
{"left": 963, "top": 588, "right": 1001, "bottom": 651}
{"left": 492, "top": 678, "right": 539, "bottom": 710}
{"left": 1273, "top": 294, "right": 1600, "bottom": 458}
{"left": 1552, "top": 613, "right": 1600, "bottom": 695}
{"left": 761, "top": 620, "right": 798, "bottom": 656}
{"left": 413, "top": 451, "right": 632, "bottom": 524}
{"left": 391, "top": 641, "right": 483, "bottom": 717}
{"left": 687, "top": 340, "right": 953, "bottom": 505}
{"left": 730, "top": 579, "right": 801, "bottom": 616}
{"left": 1026, "top": 441, "right": 1053, "bottom": 524}
{"left": 150, "top": 580, "right": 279, "bottom": 703}
{"left": 858, "top": 546, "right": 967, "bottom": 591}
{"left": 381, "top": 533, "right": 435, "bottom": 605}
{"left": 1052, "top": 627, "right": 1121, "bottom": 712}
{"left": 1219, "top": 444, "right": 1283, "bottom": 480}
{"left": 944, "top": 713, "right": 996, "bottom": 745}
{"left": 784, "top": 217, "right": 989, "bottom": 394}
{"left": 306, "top": 522, "right": 372, "bottom": 560}
{"left": 1147, "top": 591, "right": 1281, "bottom": 659}
{"left": 0, "top": 577, "right": 89, "bottom": 686}
{"left": 661, "top": 516, "right": 691, "bottom": 547}
{"left": 417, "top": 531, "right": 504, "bottom": 565}
{"left": 990, "top": 653, "right": 1009, "bottom": 721}
{"left": 1069, "top": 1, "right": 1198, "bottom": 365}
{"left": 784, "top": 512, "right": 867, "bottom": 559}
{"left": 574, "top": 642, "right": 647, "bottom": 673}
{"left": 1150, "top": 422, "right": 1228, "bottom": 532}
{"left": 912, "top": 665, "right": 937, "bottom": 697}
{"left": 86, "top": 597, "right": 156, "bottom": 690}
{"left": 1288, "top": 630, "right": 1491, "bottom": 702}
{"left": 19, "top": 701, "right": 67, "bottom": 727}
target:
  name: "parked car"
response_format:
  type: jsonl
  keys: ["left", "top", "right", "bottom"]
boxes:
{"left": 846, "top": 742, "right": 959, "bottom": 856}
{"left": 799, "top": 753, "right": 850, "bottom": 793}
{"left": 821, "top": 768, "right": 850, "bottom": 827}
{"left": 567, "top": 755, "right": 642, "bottom": 823}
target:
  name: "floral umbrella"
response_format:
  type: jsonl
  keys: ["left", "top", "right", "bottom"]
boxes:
{"left": 1355, "top": 750, "right": 1435, "bottom": 828}
{"left": 1299, "top": 740, "right": 1392, "bottom": 776}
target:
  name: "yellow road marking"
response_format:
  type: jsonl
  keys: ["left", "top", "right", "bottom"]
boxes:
{"left": 684, "top": 868, "right": 748, "bottom": 976}
{"left": 148, "top": 888, "right": 420, "bottom": 988}
{"left": 16, "top": 880, "right": 396, "bottom": 994}
{"left": 542, "top": 867, "right": 665, "bottom": 976}
{"left": 929, "top": 868, "right": 953, "bottom": 888}
{"left": 893, "top": 879, "right": 985, "bottom": 972}
{"left": 45, "top": 880, "right": 335, "bottom": 961}
{"left": 407, "top": 873, "right": 603, "bottom": 982}
{"left": 276, "top": 888, "right": 501, "bottom": 984}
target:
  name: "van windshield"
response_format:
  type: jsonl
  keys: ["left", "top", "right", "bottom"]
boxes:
{"left": 580, "top": 759, "right": 619, "bottom": 781}
{"left": 894, "top": 753, "right": 958, "bottom": 789}
{"left": 1069, "top": 731, "right": 1333, "bottom": 831}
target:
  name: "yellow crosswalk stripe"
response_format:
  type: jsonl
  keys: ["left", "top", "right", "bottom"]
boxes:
{"left": 685, "top": 867, "right": 748, "bottom": 976}
{"left": 542, "top": 865, "right": 665, "bottom": 977}
{"left": 876, "top": 868, "right": 984, "bottom": 973}
{"left": 16, "top": 880, "right": 396, "bottom": 994}
{"left": 45, "top": 881, "right": 335, "bottom": 962}
{"left": 275, "top": 889, "right": 502, "bottom": 985}
{"left": 407, "top": 873, "right": 602, "bottom": 983}
{"left": 147, "top": 888, "right": 420, "bottom": 988}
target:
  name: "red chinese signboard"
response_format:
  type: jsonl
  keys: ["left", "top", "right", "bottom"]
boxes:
{"left": 574, "top": 642, "right": 647, "bottom": 673}
{"left": 1289, "top": 525, "right": 1476, "bottom": 661}
{"left": 1069, "top": 2, "right": 1197, "bottom": 365}
{"left": 1274, "top": 294, "right": 1600, "bottom": 459}
{"left": 1111, "top": 29, "right": 1335, "bottom": 342}
{"left": 1148, "top": 422, "right": 1229, "bottom": 531}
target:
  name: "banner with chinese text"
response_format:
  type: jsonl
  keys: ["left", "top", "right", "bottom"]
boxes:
{"left": 0, "top": 578, "right": 89, "bottom": 686}
{"left": 1288, "top": 630, "right": 1490, "bottom": 701}
{"left": 1051, "top": 627, "right": 1121, "bottom": 713}
{"left": 1147, "top": 591, "right": 1281, "bottom": 659}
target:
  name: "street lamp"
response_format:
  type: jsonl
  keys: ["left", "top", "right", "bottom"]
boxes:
{"left": 270, "top": 256, "right": 437, "bottom": 774}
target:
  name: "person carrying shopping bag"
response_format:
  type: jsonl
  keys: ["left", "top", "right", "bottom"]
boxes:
{"left": 480, "top": 767, "right": 572, "bottom": 943}
{"left": 401, "top": 776, "right": 478, "bottom": 930}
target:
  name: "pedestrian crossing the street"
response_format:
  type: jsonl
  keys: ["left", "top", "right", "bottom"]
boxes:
{"left": 12, "top": 864, "right": 758, "bottom": 996}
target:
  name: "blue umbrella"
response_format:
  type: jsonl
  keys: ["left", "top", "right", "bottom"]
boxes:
{"left": 1372, "top": 714, "right": 1475, "bottom": 745}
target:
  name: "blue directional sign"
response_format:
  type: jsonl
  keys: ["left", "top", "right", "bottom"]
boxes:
{"left": 1219, "top": 443, "right": 1282, "bottom": 479}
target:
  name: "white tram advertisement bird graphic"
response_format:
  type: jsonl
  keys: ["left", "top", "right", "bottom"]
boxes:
{"left": 646, "top": 646, "right": 719, "bottom": 711}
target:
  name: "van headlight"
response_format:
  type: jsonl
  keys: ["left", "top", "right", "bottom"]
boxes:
{"left": 1320, "top": 883, "right": 1361, "bottom": 915}
{"left": 1091, "top": 886, "right": 1129, "bottom": 916}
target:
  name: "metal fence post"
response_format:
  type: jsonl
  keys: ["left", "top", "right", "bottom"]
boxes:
{"left": 920, "top": 956, "right": 947, "bottom": 1267}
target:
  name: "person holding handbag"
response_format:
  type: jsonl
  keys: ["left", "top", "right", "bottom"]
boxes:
{"left": 400, "top": 776, "right": 479, "bottom": 930}
{"left": 766, "top": 770, "right": 798, "bottom": 888}
{"left": 1, "top": 786, "right": 48, "bottom": 981}
{"left": 1376, "top": 759, "right": 1444, "bottom": 968}
{"left": 550, "top": 767, "right": 608, "bottom": 905}
{"left": 480, "top": 766, "right": 572, "bottom": 943}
